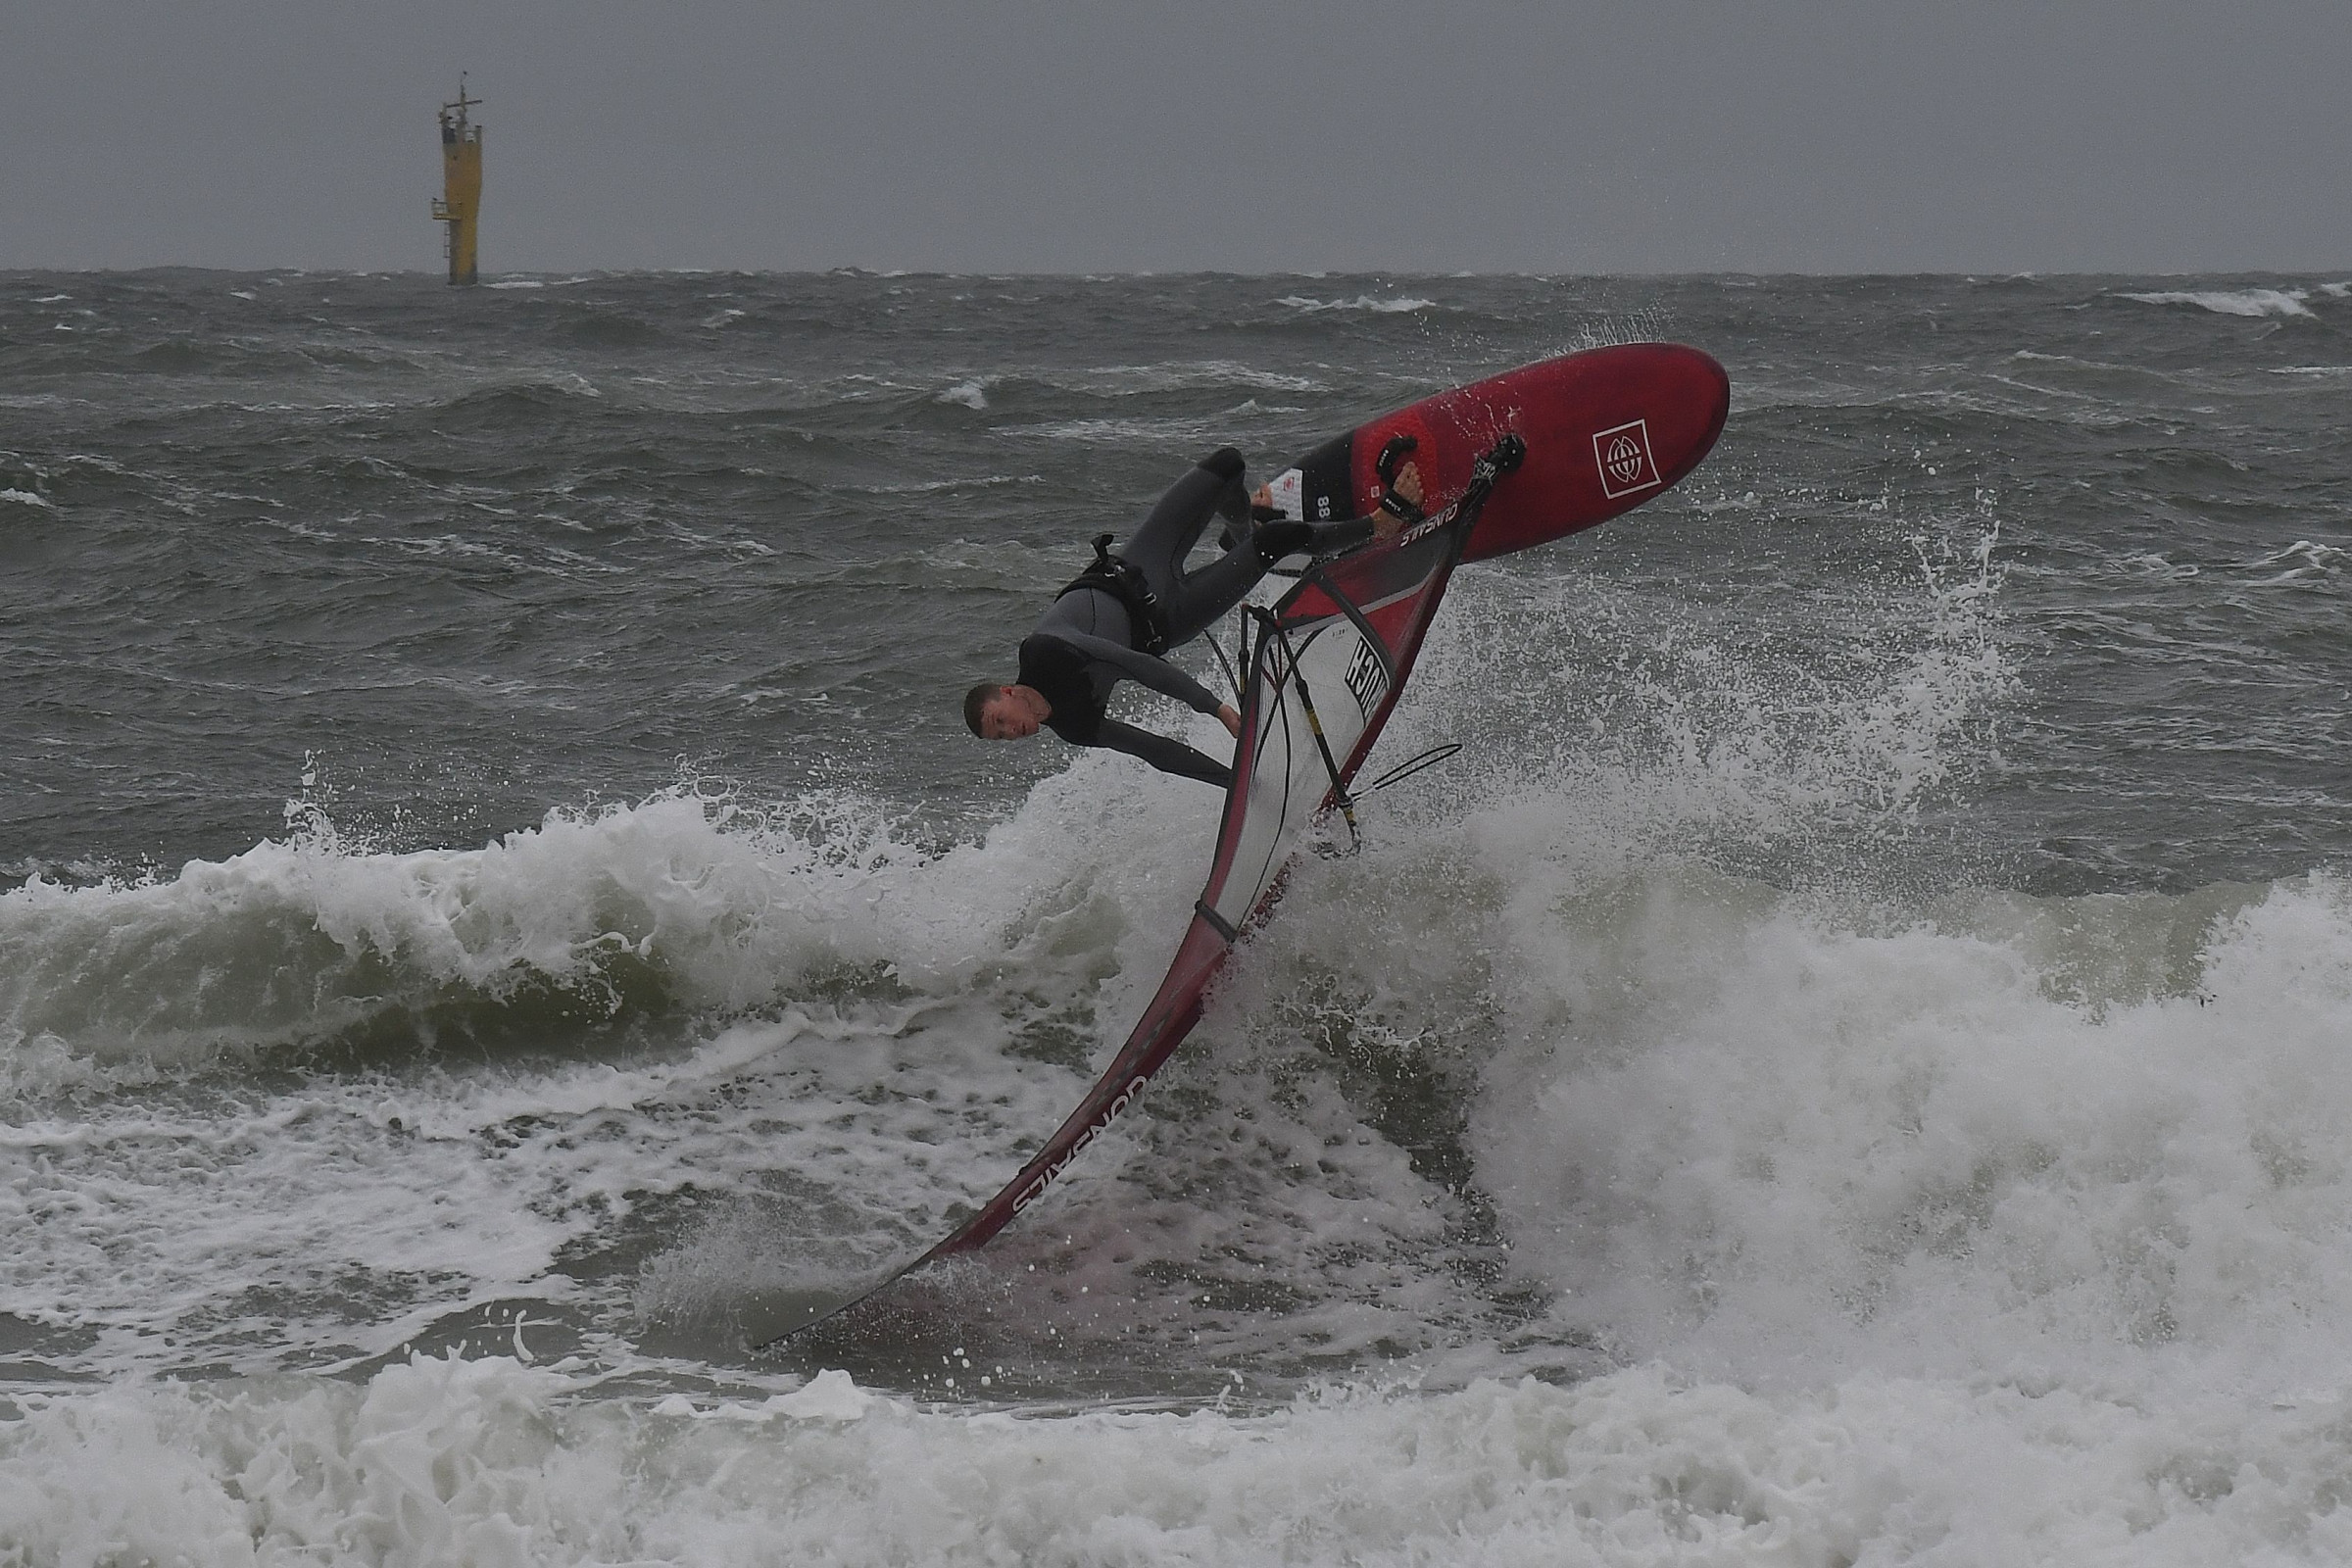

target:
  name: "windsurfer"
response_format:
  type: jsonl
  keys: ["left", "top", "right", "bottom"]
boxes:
{"left": 964, "top": 447, "right": 1422, "bottom": 786}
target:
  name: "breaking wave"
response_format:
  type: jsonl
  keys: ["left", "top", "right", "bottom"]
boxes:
{"left": 2120, "top": 287, "right": 2315, "bottom": 318}
{"left": 12, "top": 1320, "right": 2352, "bottom": 1564}
{"left": 1275, "top": 295, "right": 1442, "bottom": 315}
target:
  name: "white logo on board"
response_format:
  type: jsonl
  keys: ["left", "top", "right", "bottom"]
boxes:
{"left": 1342, "top": 636, "right": 1387, "bottom": 716}
{"left": 1592, "top": 419, "right": 1663, "bottom": 499}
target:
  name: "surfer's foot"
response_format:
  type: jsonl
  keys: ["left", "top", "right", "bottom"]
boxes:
{"left": 1373, "top": 463, "right": 1424, "bottom": 541}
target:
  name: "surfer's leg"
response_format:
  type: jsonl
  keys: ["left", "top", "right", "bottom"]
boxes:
{"left": 1156, "top": 539, "right": 1275, "bottom": 646}
{"left": 1124, "top": 451, "right": 1249, "bottom": 595}
{"left": 1116, "top": 449, "right": 1257, "bottom": 647}
{"left": 1158, "top": 515, "right": 1384, "bottom": 645}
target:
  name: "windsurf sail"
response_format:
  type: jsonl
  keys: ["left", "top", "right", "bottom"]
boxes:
{"left": 753, "top": 440, "right": 1523, "bottom": 1348}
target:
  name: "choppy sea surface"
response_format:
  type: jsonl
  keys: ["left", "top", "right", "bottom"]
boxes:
{"left": 3, "top": 269, "right": 2350, "bottom": 1562}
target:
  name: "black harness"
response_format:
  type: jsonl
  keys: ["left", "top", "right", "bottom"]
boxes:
{"left": 1055, "top": 533, "right": 1170, "bottom": 656}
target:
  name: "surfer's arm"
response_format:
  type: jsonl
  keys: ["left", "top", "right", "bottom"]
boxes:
{"left": 1093, "top": 718, "right": 1235, "bottom": 788}
{"left": 1050, "top": 630, "right": 1225, "bottom": 716}
{"left": 1306, "top": 517, "right": 1377, "bottom": 554}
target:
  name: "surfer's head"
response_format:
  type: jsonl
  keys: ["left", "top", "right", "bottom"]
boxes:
{"left": 965, "top": 682, "right": 1046, "bottom": 740}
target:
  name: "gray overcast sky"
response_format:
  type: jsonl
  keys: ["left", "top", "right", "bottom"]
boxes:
{"left": 7, "top": 0, "right": 2349, "bottom": 274}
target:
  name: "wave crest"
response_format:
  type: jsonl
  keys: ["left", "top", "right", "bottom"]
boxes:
{"left": 0, "top": 789, "right": 953, "bottom": 1078}
{"left": 2120, "top": 288, "right": 2315, "bottom": 318}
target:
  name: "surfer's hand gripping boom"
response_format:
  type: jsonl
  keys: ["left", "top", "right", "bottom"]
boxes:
{"left": 1473, "top": 432, "right": 1527, "bottom": 487}
{"left": 1374, "top": 434, "right": 1427, "bottom": 532}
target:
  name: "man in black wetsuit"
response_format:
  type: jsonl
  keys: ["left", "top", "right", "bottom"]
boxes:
{"left": 964, "top": 446, "right": 1420, "bottom": 787}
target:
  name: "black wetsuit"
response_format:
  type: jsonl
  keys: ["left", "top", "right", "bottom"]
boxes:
{"left": 1019, "top": 448, "right": 1372, "bottom": 787}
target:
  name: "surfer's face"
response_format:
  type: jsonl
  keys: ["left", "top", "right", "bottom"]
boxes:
{"left": 977, "top": 689, "right": 1041, "bottom": 740}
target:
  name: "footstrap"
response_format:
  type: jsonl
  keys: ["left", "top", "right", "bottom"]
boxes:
{"left": 1056, "top": 534, "right": 1171, "bottom": 656}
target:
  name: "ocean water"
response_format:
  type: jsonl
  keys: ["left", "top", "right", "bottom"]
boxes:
{"left": 2, "top": 269, "right": 2349, "bottom": 1562}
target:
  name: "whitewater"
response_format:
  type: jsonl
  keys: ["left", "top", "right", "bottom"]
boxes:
{"left": 2, "top": 270, "right": 2349, "bottom": 1563}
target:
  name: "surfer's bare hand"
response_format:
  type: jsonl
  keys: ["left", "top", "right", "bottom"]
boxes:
{"left": 1217, "top": 703, "right": 1243, "bottom": 739}
{"left": 1373, "top": 463, "right": 1424, "bottom": 540}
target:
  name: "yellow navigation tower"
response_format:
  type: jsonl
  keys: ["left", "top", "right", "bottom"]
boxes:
{"left": 430, "top": 76, "right": 484, "bottom": 286}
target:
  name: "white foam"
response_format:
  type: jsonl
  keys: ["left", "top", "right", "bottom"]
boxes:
{"left": 937, "top": 376, "right": 991, "bottom": 410}
{"left": 1022, "top": 416, "right": 1216, "bottom": 444}
{"left": 0, "top": 756, "right": 1239, "bottom": 1372}
{"left": 9, "top": 1352, "right": 2352, "bottom": 1564}
{"left": 1047, "top": 362, "right": 1323, "bottom": 396}
{"left": 1471, "top": 869, "right": 2352, "bottom": 1390}
{"left": 2121, "top": 549, "right": 2201, "bottom": 579}
{"left": 0, "top": 789, "right": 962, "bottom": 1071}
{"left": 2121, "top": 288, "right": 2314, "bottom": 318}
{"left": 2237, "top": 539, "right": 2343, "bottom": 586}
{"left": 1275, "top": 294, "right": 1441, "bottom": 315}
{"left": 856, "top": 473, "right": 1045, "bottom": 497}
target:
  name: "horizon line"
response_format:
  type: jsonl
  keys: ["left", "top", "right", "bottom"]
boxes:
{"left": 7, "top": 265, "right": 2348, "bottom": 284}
